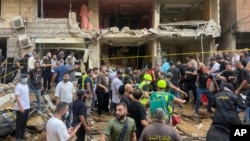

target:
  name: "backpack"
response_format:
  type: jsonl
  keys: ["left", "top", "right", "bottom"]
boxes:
{"left": 150, "top": 92, "right": 173, "bottom": 121}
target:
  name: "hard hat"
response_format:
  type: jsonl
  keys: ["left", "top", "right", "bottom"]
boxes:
{"left": 143, "top": 74, "right": 152, "bottom": 81}
{"left": 157, "top": 80, "right": 166, "bottom": 88}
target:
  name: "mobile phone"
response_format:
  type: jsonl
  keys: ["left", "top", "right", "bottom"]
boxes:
{"left": 73, "top": 122, "right": 81, "bottom": 128}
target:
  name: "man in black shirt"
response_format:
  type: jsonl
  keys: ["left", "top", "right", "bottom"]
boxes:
{"left": 72, "top": 90, "right": 91, "bottom": 141}
{"left": 195, "top": 54, "right": 214, "bottom": 117}
{"left": 120, "top": 83, "right": 133, "bottom": 114}
{"left": 184, "top": 62, "right": 197, "bottom": 103}
{"left": 42, "top": 52, "right": 53, "bottom": 93}
{"left": 130, "top": 89, "right": 148, "bottom": 139}
{"left": 206, "top": 83, "right": 246, "bottom": 141}
{"left": 167, "top": 61, "right": 182, "bottom": 109}
{"left": 217, "top": 56, "right": 228, "bottom": 72}
{"left": 234, "top": 61, "right": 249, "bottom": 95}
{"left": 234, "top": 61, "right": 250, "bottom": 124}
{"left": 217, "top": 64, "right": 235, "bottom": 89}
{"left": 0, "top": 53, "right": 6, "bottom": 77}
{"left": 16, "top": 54, "right": 30, "bottom": 74}
{"left": 29, "top": 61, "right": 43, "bottom": 114}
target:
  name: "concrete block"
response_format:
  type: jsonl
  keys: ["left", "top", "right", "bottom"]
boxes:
{"left": 5, "top": 3, "right": 18, "bottom": 8}
{"left": 5, "top": 7, "right": 18, "bottom": 13}
{"left": 5, "top": 13, "right": 18, "bottom": 18}
{"left": 0, "top": 93, "right": 15, "bottom": 107}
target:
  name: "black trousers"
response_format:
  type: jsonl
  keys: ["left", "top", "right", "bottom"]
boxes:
{"left": 76, "top": 125, "right": 86, "bottom": 141}
{"left": 96, "top": 90, "right": 109, "bottom": 115}
{"left": 16, "top": 109, "right": 29, "bottom": 139}
{"left": 43, "top": 73, "right": 52, "bottom": 91}
{"left": 184, "top": 82, "right": 197, "bottom": 103}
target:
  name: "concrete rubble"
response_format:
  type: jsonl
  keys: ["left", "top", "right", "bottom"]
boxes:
{"left": 0, "top": 82, "right": 101, "bottom": 141}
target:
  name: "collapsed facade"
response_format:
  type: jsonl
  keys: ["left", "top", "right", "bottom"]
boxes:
{"left": 0, "top": 0, "right": 220, "bottom": 73}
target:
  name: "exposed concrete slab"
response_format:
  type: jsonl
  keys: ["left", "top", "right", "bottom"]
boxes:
{"left": 159, "top": 20, "right": 220, "bottom": 38}
{"left": 34, "top": 38, "right": 84, "bottom": 44}
{"left": 0, "top": 93, "right": 15, "bottom": 107}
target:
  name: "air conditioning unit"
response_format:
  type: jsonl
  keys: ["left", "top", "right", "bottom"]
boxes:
{"left": 18, "top": 34, "right": 32, "bottom": 48}
{"left": 12, "top": 16, "right": 24, "bottom": 29}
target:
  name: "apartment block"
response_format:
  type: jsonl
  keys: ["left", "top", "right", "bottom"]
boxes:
{"left": 0, "top": 0, "right": 220, "bottom": 71}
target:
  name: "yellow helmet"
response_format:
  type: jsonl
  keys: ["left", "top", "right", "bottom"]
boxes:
{"left": 143, "top": 74, "right": 152, "bottom": 81}
{"left": 157, "top": 80, "right": 166, "bottom": 88}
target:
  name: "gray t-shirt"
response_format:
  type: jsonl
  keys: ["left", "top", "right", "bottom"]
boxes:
{"left": 65, "top": 64, "right": 75, "bottom": 82}
{"left": 55, "top": 81, "right": 76, "bottom": 103}
{"left": 139, "top": 123, "right": 182, "bottom": 141}
{"left": 97, "top": 73, "right": 109, "bottom": 92}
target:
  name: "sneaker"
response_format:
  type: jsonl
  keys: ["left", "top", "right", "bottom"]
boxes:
{"left": 37, "top": 111, "right": 43, "bottom": 115}
{"left": 194, "top": 113, "right": 199, "bottom": 118}
{"left": 177, "top": 107, "right": 182, "bottom": 110}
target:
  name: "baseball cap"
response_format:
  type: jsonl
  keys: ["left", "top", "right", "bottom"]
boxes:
{"left": 20, "top": 73, "right": 28, "bottom": 78}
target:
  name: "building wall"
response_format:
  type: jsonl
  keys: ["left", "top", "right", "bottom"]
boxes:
{"left": 236, "top": 0, "right": 250, "bottom": 32}
{"left": 1, "top": 0, "right": 34, "bottom": 23}
{"left": 180, "top": 38, "right": 214, "bottom": 65}
{"left": 219, "top": 0, "right": 237, "bottom": 50}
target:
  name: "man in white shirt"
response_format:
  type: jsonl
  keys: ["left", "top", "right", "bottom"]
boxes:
{"left": 55, "top": 72, "right": 76, "bottom": 128}
{"left": 28, "top": 50, "right": 39, "bottom": 71}
{"left": 66, "top": 51, "right": 79, "bottom": 65}
{"left": 210, "top": 58, "right": 221, "bottom": 92}
{"left": 15, "top": 73, "right": 30, "bottom": 141}
{"left": 111, "top": 70, "right": 123, "bottom": 114}
{"left": 46, "top": 102, "right": 80, "bottom": 141}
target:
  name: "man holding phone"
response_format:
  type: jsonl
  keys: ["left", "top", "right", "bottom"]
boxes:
{"left": 72, "top": 90, "right": 91, "bottom": 141}
{"left": 46, "top": 102, "right": 80, "bottom": 141}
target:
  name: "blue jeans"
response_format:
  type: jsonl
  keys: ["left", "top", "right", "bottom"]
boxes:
{"left": 245, "top": 107, "right": 250, "bottom": 124}
{"left": 29, "top": 88, "right": 41, "bottom": 111}
{"left": 62, "top": 103, "right": 72, "bottom": 128}
{"left": 195, "top": 88, "right": 213, "bottom": 114}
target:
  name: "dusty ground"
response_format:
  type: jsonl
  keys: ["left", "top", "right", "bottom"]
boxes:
{"left": 0, "top": 92, "right": 212, "bottom": 141}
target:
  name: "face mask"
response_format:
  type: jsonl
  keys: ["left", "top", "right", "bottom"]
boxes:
{"left": 63, "top": 111, "right": 69, "bottom": 118}
{"left": 146, "top": 81, "right": 151, "bottom": 85}
{"left": 21, "top": 78, "right": 28, "bottom": 84}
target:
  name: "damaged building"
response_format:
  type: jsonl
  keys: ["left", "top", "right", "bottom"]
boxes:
{"left": 219, "top": 0, "right": 250, "bottom": 51}
{"left": 0, "top": 0, "right": 220, "bottom": 75}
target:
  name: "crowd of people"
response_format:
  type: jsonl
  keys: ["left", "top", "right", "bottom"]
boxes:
{"left": 13, "top": 48, "right": 250, "bottom": 141}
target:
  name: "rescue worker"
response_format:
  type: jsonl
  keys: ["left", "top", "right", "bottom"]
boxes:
{"left": 150, "top": 80, "right": 185, "bottom": 124}
{"left": 77, "top": 72, "right": 88, "bottom": 89}
{"left": 206, "top": 83, "right": 246, "bottom": 141}
{"left": 138, "top": 74, "right": 153, "bottom": 107}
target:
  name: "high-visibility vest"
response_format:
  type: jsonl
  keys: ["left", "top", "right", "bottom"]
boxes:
{"left": 81, "top": 74, "right": 88, "bottom": 89}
